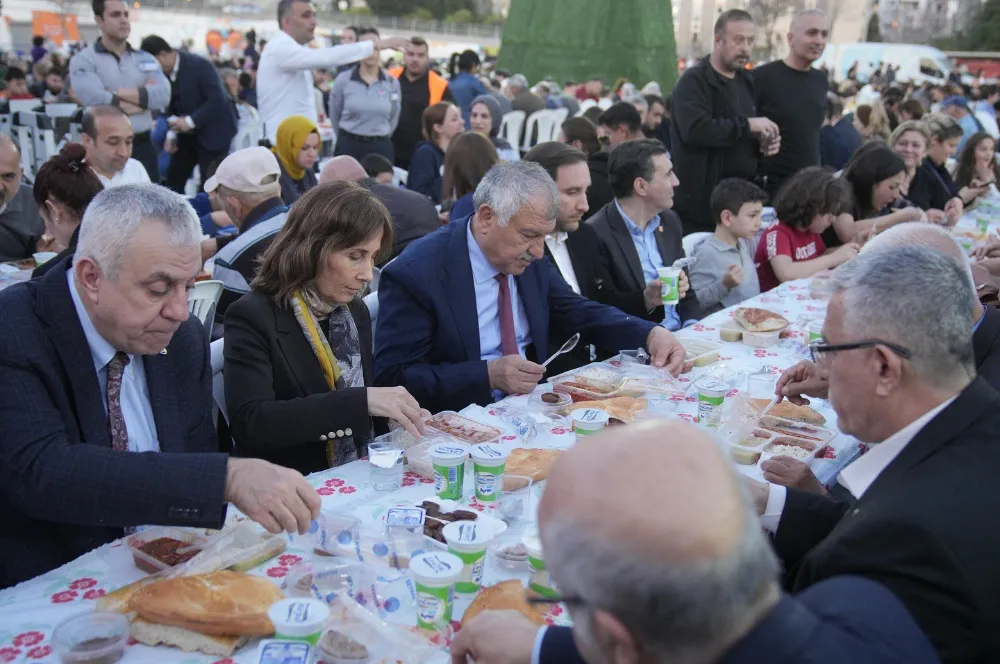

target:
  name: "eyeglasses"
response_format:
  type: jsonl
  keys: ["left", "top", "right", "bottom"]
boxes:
{"left": 526, "top": 594, "right": 586, "bottom": 607}
{"left": 809, "top": 340, "right": 912, "bottom": 364}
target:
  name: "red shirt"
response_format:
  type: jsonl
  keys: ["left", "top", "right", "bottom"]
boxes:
{"left": 754, "top": 221, "right": 826, "bottom": 292}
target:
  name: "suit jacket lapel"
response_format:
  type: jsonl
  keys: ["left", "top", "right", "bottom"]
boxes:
{"left": 275, "top": 302, "right": 335, "bottom": 396}
{"left": 515, "top": 263, "right": 549, "bottom": 363}
{"left": 607, "top": 204, "right": 646, "bottom": 289}
{"left": 862, "top": 378, "right": 997, "bottom": 506}
{"left": 36, "top": 265, "right": 110, "bottom": 448}
{"left": 444, "top": 219, "right": 482, "bottom": 362}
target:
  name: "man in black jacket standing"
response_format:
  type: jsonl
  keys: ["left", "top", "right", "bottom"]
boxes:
{"left": 141, "top": 35, "right": 238, "bottom": 194}
{"left": 670, "top": 9, "right": 779, "bottom": 234}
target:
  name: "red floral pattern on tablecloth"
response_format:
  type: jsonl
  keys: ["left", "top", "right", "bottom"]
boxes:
{"left": 26, "top": 646, "right": 51, "bottom": 659}
{"left": 279, "top": 554, "right": 302, "bottom": 566}
{"left": 0, "top": 648, "right": 21, "bottom": 663}
{"left": 339, "top": 485, "right": 357, "bottom": 494}
{"left": 317, "top": 486, "right": 336, "bottom": 495}
{"left": 69, "top": 577, "right": 97, "bottom": 590}
{"left": 11, "top": 633, "right": 43, "bottom": 648}
{"left": 678, "top": 413, "right": 694, "bottom": 422}
{"left": 501, "top": 434, "right": 516, "bottom": 441}
{"left": 324, "top": 478, "right": 345, "bottom": 488}
{"left": 266, "top": 566, "right": 289, "bottom": 578}
{"left": 51, "top": 590, "right": 77, "bottom": 603}
{"left": 83, "top": 588, "right": 105, "bottom": 600}
{"left": 550, "top": 427, "right": 570, "bottom": 435}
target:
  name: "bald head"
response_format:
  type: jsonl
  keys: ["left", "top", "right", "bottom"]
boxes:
{"left": 539, "top": 421, "right": 780, "bottom": 663}
{"left": 541, "top": 421, "right": 745, "bottom": 561}
{"left": 318, "top": 156, "right": 367, "bottom": 184}
{"left": 787, "top": 9, "right": 829, "bottom": 67}
{"left": 790, "top": 8, "right": 827, "bottom": 31}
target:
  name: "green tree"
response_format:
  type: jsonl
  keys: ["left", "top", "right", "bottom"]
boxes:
{"left": 865, "top": 12, "right": 882, "bottom": 42}
{"left": 364, "top": 0, "right": 418, "bottom": 16}
{"left": 499, "top": 0, "right": 677, "bottom": 93}
{"left": 344, "top": 6, "right": 373, "bottom": 15}
{"left": 445, "top": 9, "right": 475, "bottom": 23}
{"left": 404, "top": 7, "right": 436, "bottom": 20}
{"left": 959, "top": 0, "right": 1000, "bottom": 50}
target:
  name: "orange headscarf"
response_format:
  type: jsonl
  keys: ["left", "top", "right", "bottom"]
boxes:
{"left": 272, "top": 115, "right": 318, "bottom": 180}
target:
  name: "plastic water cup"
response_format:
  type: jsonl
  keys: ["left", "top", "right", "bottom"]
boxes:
{"left": 368, "top": 441, "right": 403, "bottom": 491}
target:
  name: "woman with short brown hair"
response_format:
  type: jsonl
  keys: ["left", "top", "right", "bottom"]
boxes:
{"left": 224, "top": 181, "right": 427, "bottom": 474}
{"left": 442, "top": 131, "right": 498, "bottom": 221}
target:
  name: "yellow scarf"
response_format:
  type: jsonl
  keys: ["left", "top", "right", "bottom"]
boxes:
{"left": 291, "top": 288, "right": 342, "bottom": 389}
{"left": 272, "top": 115, "right": 318, "bottom": 181}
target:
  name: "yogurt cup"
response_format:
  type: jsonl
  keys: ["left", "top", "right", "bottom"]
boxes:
{"left": 443, "top": 520, "right": 493, "bottom": 594}
{"left": 523, "top": 533, "right": 558, "bottom": 598}
{"left": 429, "top": 442, "right": 470, "bottom": 500}
{"left": 268, "top": 598, "right": 330, "bottom": 645}
{"left": 571, "top": 408, "right": 609, "bottom": 436}
{"left": 657, "top": 266, "right": 681, "bottom": 306}
{"left": 410, "top": 551, "right": 463, "bottom": 630}
{"left": 808, "top": 321, "right": 823, "bottom": 344}
{"left": 978, "top": 216, "right": 991, "bottom": 234}
{"left": 471, "top": 443, "right": 510, "bottom": 502}
{"left": 695, "top": 379, "right": 728, "bottom": 426}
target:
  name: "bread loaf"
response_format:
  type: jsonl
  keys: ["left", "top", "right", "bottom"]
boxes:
{"left": 504, "top": 448, "right": 562, "bottom": 489}
{"left": 130, "top": 618, "right": 249, "bottom": 657}
{"left": 461, "top": 580, "right": 547, "bottom": 628}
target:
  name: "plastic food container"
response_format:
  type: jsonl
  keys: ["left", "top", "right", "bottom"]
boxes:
{"left": 719, "top": 323, "right": 744, "bottom": 342}
{"left": 528, "top": 390, "right": 573, "bottom": 413}
{"left": 471, "top": 443, "right": 510, "bottom": 502}
{"left": 571, "top": 408, "right": 609, "bottom": 436}
{"left": 757, "top": 416, "right": 836, "bottom": 444}
{"left": 126, "top": 526, "right": 206, "bottom": 574}
{"left": 761, "top": 437, "right": 821, "bottom": 462}
{"left": 695, "top": 379, "right": 728, "bottom": 426}
{"left": 488, "top": 534, "right": 531, "bottom": 571}
{"left": 443, "top": 520, "right": 493, "bottom": 594}
{"left": 53, "top": 611, "right": 129, "bottom": 663}
{"left": 728, "top": 444, "right": 762, "bottom": 465}
{"left": 426, "top": 411, "right": 502, "bottom": 445}
{"left": 736, "top": 430, "right": 774, "bottom": 449}
{"left": 315, "top": 629, "right": 374, "bottom": 664}
{"left": 410, "top": 551, "right": 463, "bottom": 630}
{"left": 268, "top": 598, "right": 331, "bottom": 645}
{"left": 429, "top": 441, "right": 470, "bottom": 500}
{"left": 743, "top": 329, "right": 781, "bottom": 348}
{"left": 523, "top": 533, "right": 558, "bottom": 598}
{"left": 681, "top": 338, "right": 723, "bottom": 366}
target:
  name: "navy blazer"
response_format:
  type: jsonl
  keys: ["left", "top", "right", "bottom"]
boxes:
{"left": 373, "top": 218, "right": 656, "bottom": 414}
{"left": 169, "top": 51, "right": 238, "bottom": 154}
{"left": 0, "top": 260, "right": 229, "bottom": 588}
{"left": 540, "top": 576, "right": 940, "bottom": 664}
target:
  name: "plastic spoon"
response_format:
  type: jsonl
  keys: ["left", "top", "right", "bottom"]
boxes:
{"left": 542, "top": 333, "right": 581, "bottom": 368}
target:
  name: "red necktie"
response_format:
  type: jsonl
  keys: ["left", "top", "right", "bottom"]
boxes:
{"left": 494, "top": 274, "right": 519, "bottom": 356}
{"left": 106, "top": 352, "right": 130, "bottom": 452}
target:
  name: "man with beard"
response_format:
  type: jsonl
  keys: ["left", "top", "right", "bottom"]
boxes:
{"left": 0, "top": 135, "right": 47, "bottom": 262}
{"left": 754, "top": 10, "right": 832, "bottom": 197}
{"left": 670, "top": 9, "right": 780, "bottom": 234}
{"left": 389, "top": 37, "right": 453, "bottom": 170}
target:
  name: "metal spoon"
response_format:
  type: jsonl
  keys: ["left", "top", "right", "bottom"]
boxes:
{"left": 542, "top": 333, "right": 581, "bottom": 368}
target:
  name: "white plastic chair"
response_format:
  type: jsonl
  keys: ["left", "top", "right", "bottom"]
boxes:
{"left": 364, "top": 291, "right": 379, "bottom": 336}
{"left": 43, "top": 103, "right": 79, "bottom": 119}
{"left": 597, "top": 98, "right": 613, "bottom": 110}
{"left": 392, "top": 166, "right": 408, "bottom": 186}
{"left": 210, "top": 337, "right": 228, "bottom": 424}
{"left": 188, "top": 280, "right": 224, "bottom": 332}
{"left": 550, "top": 108, "right": 569, "bottom": 139}
{"left": 499, "top": 110, "right": 525, "bottom": 148}
{"left": 682, "top": 232, "right": 712, "bottom": 258}
{"left": 520, "top": 110, "right": 559, "bottom": 153}
{"left": 577, "top": 99, "right": 597, "bottom": 116}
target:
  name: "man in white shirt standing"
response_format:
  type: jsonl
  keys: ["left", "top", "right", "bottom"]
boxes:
{"left": 257, "top": 0, "right": 408, "bottom": 143}
{"left": 80, "top": 105, "right": 151, "bottom": 188}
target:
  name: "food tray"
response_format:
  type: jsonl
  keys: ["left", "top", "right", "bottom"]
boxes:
{"left": 760, "top": 436, "right": 821, "bottom": 462}
{"left": 425, "top": 411, "right": 502, "bottom": 445}
{"left": 756, "top": 415, "right": 836, "bottom": 444}
{"left": 556, "top": 364, "right": 627, "bottom": 386}
{"left": 681, "top": 338, "right": 723, "bottom": 366}
{"left": 550, "top": 375, "right": 626, "bottom": 402}
{"left": 126, "top": 527, "right": 207, "bottom": 575}
{"left": 733, "top": 429, "right": 775, "bottom": 450}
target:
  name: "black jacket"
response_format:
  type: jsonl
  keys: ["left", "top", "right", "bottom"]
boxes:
{"left": 363, "top": 179, "right": 440, "bottom": 262}
{"left": 669, "top": 57, "right": 759, "bottom": 234}
{"left": 279, "top": 163, "right": 318, "bottom": 206}
{"left": 584, "top": 151, "right": 613, "bottom": 221}
{"left": 223, "top": 291, "right": 385, "bottom": 476}
{"left": 586, "top": 202, "right": 701, "bottom": 324}
{"left": 168, "top": 51, "right": 238, "bottom": 154}
{"left": 776, "top": 378, "right": 1000, "bottom": 664}
{"left": 974, "top": 305, "right": 1000, "bottom": 390}
{"left": 908, "top": 158, "right": 959, "bottom": 212}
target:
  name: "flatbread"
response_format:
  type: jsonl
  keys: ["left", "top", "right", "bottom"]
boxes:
{"left": 734, "top": 307, "right": 789, "bottom": 333}
{"left": 750, "top": 398, "right": 825, "bottom": 425}
{"left": 461, "top": 580, "right": 547, "bottom": 628}
{"left": 565, "top": 396, "right": 648, "bottom": 423}
{"left": 504, "top": 448, "right": 562, "bottom": 488}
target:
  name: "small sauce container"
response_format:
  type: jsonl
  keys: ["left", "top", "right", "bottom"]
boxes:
{"left": 53, "top": 611, "right": 129, "bottom": 664}
{"left": 267, "top": 598, "right": 330, "bottom": 645}
{"left": 571, "top": 408, "right": 609, "bottom": 436}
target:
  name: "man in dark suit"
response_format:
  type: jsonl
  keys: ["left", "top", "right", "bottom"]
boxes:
{"left": 0, "top": 184, "right": 319, "bottom": 588}
{"left": 373, "top": 161, "right": 686, "bottom": 415}
{"left": 318, "top": 156, "right": 440, "bottom": 261}
{"left": 588, "top": 139, "right": 701, "bottom": 327}
{"left": 452, "top": 422, "right": 939, "bottom": 664}
{"left": 140, "top": 35, "right": 237, "bottom": 194}
{"left": 751, "top": 246, "right": 1000, "bottom": 663}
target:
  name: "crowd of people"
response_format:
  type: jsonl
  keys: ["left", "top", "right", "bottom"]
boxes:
{"left": 3, "top": 0, "right": 1000, "bottom": 661}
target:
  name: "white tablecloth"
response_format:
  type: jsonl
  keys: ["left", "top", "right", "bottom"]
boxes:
{"left": 0, "top": 279, "right": 859, "bottom": 664}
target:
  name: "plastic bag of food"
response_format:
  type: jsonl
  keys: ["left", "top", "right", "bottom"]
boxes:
{"left": 315, "top": 595, "right": 442, "bottom": 664}
{"left": 165, "top": 523, "right": 286, "bottom": 577}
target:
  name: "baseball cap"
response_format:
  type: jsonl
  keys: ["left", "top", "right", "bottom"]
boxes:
{"left": 940, "top": 95, "right": 970, "bottom": 109}
{"left": 204, "top": 146, "right": 281, "bottom": 194}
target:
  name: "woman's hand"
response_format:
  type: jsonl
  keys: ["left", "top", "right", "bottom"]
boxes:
{"left": 367, "top": 387, "right": 428, "bottom": 440}
{"left": 944, "top": 197, "right": 964, "bottom": 225}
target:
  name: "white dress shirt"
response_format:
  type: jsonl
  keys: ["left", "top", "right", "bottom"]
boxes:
{"left": 166, "top": 55, "right": 194, "bottom": 137}
{"left": 256, "top": 31, "right": 374, "bottom": 142}
{"left": 67, "top": 268, "right": 160, "bottom": 453}
{"left": 93, "top": 159, "right": 151, "bottom": 189}
{"left": 544, "top": 232, "right": 581, "bottom": 295}
{"left": 761, "top": 396, "right": 957, "bottom": 531}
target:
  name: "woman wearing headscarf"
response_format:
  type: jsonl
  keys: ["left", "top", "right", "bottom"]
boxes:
{"left": 468, "top": 94, "right": 519, "bottom": 162}
{"left": 273, "top": 115, "right": 320, "bottom": 205}
{"left": 224, "top": 181, "right": 428, "bottom": 475}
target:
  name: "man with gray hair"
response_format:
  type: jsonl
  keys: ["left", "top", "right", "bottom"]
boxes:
{"left": 452, "top": 421, "right": 940, "bottom": 664}
{"left": 374, "top": 161, "right": 685, "bottom": 413}
{"left": 749, "top": 245, "right": 1000, "bottom": 663}
{"left": 0, "top": 184, "right": 320, "bottom": 587}
{"left": 505, "top": 74, "right": 545, "bottom": 145}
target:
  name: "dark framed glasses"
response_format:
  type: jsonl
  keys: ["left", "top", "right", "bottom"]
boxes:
{"left": 526, "top": 594, "right": 586, "bottom": 607}
{"left": 808, "top": 340, "right": 912, "bottom": 364}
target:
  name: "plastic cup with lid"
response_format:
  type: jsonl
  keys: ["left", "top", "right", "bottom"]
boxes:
{"left": 429, "top": 441, "right": 470, "bottom": 500}
{"left": 571, "top": 408, "right": 609, "bottom": 436}
{"left": 522, "top": 533, "right": 559, "bottom": 598}
{"left": 267, "top": 598, "right": 330, "bottom": 645}
{"left": 695, "top": 378, "right": 728, "bottom": 426}
{"left": 657, "top": 266, "right": 681, "bottom": 305}
{"left": 53, "top": 611, "right": 129, "bottom": 663}
{"left": 470, "top": 443, "right": 510, "bottom": 502}
{"left": 442, "top": 520, "right": 494, "bottom": 594}
{"left": 410, "top": 551, "right": 463, "bottom": 630}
